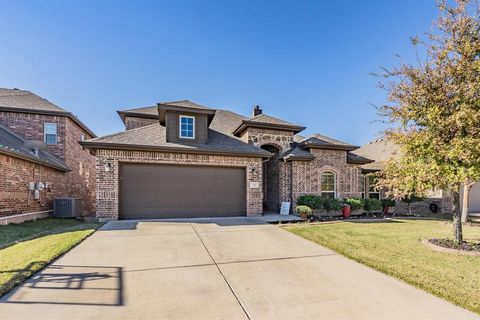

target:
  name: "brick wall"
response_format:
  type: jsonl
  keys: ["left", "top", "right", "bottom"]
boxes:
{"left": 0, "top": 111, "right": 66, "bottom": 160}
{"left": 64, "top": 118, "right": 96, "bottom": 214}
{"left": 0, "top": 154, "right": 65, "bottom": 216}
{"left": 0, "top": 111, "right": 96, "bottom": 216}
{"left": 124, "top": 116, "right": 158, "bottom": 130}
{"left": 94, "top": 149, "right": 263, "bottom": 220}
{"left": 290, "top": 149, "right": 363, "bottom": 206}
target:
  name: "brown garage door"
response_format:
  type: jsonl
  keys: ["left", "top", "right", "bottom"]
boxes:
{"left": 119, "top": 164, "right": 246, "bottom": 219}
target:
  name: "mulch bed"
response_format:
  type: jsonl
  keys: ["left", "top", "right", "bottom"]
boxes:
{"left": 423, "top": 238, "right": 480, "bottom": 256}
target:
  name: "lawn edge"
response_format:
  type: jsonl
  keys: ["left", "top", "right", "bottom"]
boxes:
{"left": 0, "top": 222, "right": 104, "bottom": 298}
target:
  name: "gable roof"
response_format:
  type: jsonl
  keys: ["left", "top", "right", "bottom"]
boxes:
{"left": 298, "top": 134, "right": 358, "bottom": 151}
{"left": 0, "top": 88, "right": 96, "bottom": 138}
{"left": 232, "top": 113, "right": 305, "bottom": 136}
{"left": 80, "top": 123, "right": 272, "bottom": 158}
{"left": 0, "top": 124, "right": 69, "bottom": 171}
{"left": 353, "top": 138, "right": 401, "bottom": 170}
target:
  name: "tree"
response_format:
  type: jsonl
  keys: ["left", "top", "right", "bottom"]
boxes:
{"left": 376, "top": 0, "right": 480, "bottom": 244}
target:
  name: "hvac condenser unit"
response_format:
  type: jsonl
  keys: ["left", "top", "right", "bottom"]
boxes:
{"left": 53, "top": 198, "right": 82, "bottom": 218}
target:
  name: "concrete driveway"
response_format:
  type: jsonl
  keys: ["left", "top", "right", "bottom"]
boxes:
{"left": 1, "top": 217, "right": 477, "bottom": 320}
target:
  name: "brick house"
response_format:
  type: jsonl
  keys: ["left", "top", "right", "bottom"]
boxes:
{"left": 0, "top": 88, "right": 96, "bottom": 219}
{"left": 82, "top": 100, "right": 373, "bottom": 221}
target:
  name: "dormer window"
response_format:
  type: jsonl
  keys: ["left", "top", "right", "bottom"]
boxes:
{"left": 179, "top": 115, "right": 195, "bottom": 139}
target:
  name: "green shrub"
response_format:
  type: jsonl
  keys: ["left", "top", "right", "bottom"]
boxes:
{"left": 322, "top": 198, "right": 342, "bottom": 212}
{"left": 297, "top": 195, "right": 323, "bottom": 210}
{"left": 381, "top": 198, "right": 396, "bottom": 208}
{"left": 345, "top": 198, "right": 364, "bottom": 211}
{"left": 363, "top": 198, "right": 382, "bottom": 212}
{"left": 296, "top": 205, "right": 313, "bottom": 216}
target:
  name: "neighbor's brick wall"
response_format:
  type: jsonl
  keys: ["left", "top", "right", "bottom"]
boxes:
{"left": 290, "top": 149, "right": 363, "bottom": 206}
{"left": 64, "top": 118, "right": 96, "bottom": 214}
{"left": 124, "top": 116, "right": 158, "bottom": 130}
{"left": 94, "top": 149, "right": 263, "bottom": 220}
{"left": 0, "top": 154, "right": 65, "bottom": 217}
{"left": 0, "top": 111, "right": 67, "bottom": 160}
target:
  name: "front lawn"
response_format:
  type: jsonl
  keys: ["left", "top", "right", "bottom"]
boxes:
{"left": 0, "top": 218, "right": 102, "bottom": 296}
{"left": 285, "top": 219, "right": 480, "bottom": 314}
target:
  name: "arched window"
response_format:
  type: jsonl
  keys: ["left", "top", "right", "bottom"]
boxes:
{"left": 320, "top": 171, "right": 336, "bottom": 198}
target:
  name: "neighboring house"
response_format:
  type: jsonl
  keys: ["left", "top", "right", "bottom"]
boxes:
{"left": 81, "top": 100, "right": 373, "bottom": 221}
{"left": 354, "top": 138, "right": 453, "bottom": 215}
{"left": 0, "top": 88, "right": 96, "bottom": 219}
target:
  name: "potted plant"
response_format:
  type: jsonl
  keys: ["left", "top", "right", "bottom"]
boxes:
{"left": 341, "top": 201, "right": 351, "bottom": 219}
{"left": 296, "top": 205, "right": 312, "bottom": 220}
{"left": 345, "top": 198, "right": 364, "bottom": 216}
{"left": 381, "top": 198, "right": 396, "bottom": 216}
{"left": 297, "top": 195, "right": 323, "bottom": 215}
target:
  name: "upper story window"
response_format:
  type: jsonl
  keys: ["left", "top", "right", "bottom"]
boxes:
{"left": 320, "top": 171, "right": 336, "bottom": 198}
{"left": 179, "top": 115, "right": 195, "bottom": 139}
{"left": 44, "top": 123, "right": 58, "bottom": 145}
{"left": 80, "top": 133, "right": 85, "bottom": 141}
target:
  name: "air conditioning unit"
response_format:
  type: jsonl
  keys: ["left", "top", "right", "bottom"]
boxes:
{"left": 53, "top": 198, "right": 83, "bottom": 218}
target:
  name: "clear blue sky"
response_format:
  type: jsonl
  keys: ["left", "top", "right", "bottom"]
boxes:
{"left": 0, "top": 0, "right": 438, "bottom": 144}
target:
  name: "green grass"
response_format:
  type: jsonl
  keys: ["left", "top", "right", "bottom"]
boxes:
{"left": 0, "top": 218, "right": 102, "bottom": 296}
{"left": 285, "top": 219, "right": 480, "bottom": 314}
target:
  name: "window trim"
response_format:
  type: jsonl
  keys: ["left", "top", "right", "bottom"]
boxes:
{"left": 179, "top": 115, "right": 195, "bottom": 139}
{"left": 44, "top": 122, "right": 58, "bottom": 145}
{"left": 366, "top": 175, "right": 381, "bottom": 199}
{"left": 320, "top": 171, "right": 336, "bottom": 198}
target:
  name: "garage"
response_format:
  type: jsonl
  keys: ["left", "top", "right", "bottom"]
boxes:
{"left": 468, "top": 182, "right": 480, "bottom": 213}
{"left": 119, "top": 163, "right": 246, "bottom": 219}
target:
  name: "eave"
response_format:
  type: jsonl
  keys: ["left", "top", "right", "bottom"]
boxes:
{"left": 0, "top": 148, "right": 70, "bottom": 172}
{"left": 233, "top": 120, "right": 306, "bottom": 136}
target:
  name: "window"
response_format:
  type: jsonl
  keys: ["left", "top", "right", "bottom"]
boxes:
{"left": 44, "top": 123, "right": 57, "bottom": 145}
{"left": 80, "top": 133, "right": 85, "bottom": 141}
{"left": 179, "top": 115, "right": 195, "bottom": 139}
{"left": 367, "top": 175, "right": 380, "bottom": 199}
{"left": 320, "top": 171, "right": 336, "bottom": 198}
{"left": 358, "top": 174, "right": 365, "bottom": 198}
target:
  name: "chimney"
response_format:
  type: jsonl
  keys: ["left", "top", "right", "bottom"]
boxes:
{"left": 253, "top": 105, "right": 262, "bottom": 117}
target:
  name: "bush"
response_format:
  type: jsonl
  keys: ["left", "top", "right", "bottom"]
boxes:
{"left": 297, "top": 195, "right": 323, "bottom": 210}
{"left": 363, "top": 198, "right": 382, "bottom": 212}
{"left": 381, "top": 198, "right": 396, "bottom": 208}
{"left": 345, "top": 198, "right": 364, "bottom": 211}
{"left": 296, "top": 205, "right": 312, "bottom": 216}
{"left": 322, "top": 198, "right": 342, "bottom": 212}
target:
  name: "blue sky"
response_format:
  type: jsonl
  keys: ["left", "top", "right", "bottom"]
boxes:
{"left": 0, "top": 0, "right": 438, "bottom": 144}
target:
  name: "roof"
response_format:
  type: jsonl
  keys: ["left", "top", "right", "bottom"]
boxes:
{"left": 299, "top": 134, "right": 358, "bottom": 151}
{"left": 232, "top": 113, "right": 306, "bottom": 136}
{"left": 157, "top": 100, "right": 216, "bottom": 125}
{"left": 281, "top": 147, "right": 315, "bottom": 161}
{"left": 81, "top": 124, "right": 272, "bottom": 158}
{"left": 353, "top": 138, "right": 401, "bottom": 170}
{"left": 158, "top": 100, "right": 210, "bottom": 110}
{"left": 0, "top": 88, "right": 96, "bottom": 138}
{"left": 0, "top": 124, "right": 69, "bottom": 171}
{"left": 209, "top": 110, "right": 247, "bottom": 135}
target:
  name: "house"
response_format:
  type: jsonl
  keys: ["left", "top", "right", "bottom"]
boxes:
{"left": 81, "top": 100, "right": 373, "bottom": 221}
{"left": 0, "top": 88, "right": 96, "bottom": 221}
{"left": 354, "top": 138, "right": 454, "bottom": 214}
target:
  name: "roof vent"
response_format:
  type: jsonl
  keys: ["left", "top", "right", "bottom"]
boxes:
{"left": 253, "top": 105, "right": 262, "bottom": 117}
{"left": 32, "top": 148, "right": 39, "bottom": 157}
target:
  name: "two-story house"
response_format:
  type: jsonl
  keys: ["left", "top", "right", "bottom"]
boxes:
{"left": 0, "top": 88, "right": 96, "bottom": 221}
{"left": 81, "top": 100, "right": 373, "bottom": 221}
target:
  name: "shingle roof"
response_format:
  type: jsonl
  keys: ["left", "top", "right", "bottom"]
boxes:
{"left": 248, "top": 114, "right": 299, "bottom": 127}
{"left": 0, "top": 124, "right": 69, "bottom": 171}
{"left": 299, "top": 134, "right": 358, "bottom": 151}
{"left": 353, "top": 138, "right": 401, "bottom": 170}
{"left": 159, "top": 100, "right": 211, "bottom": 110}
{"left": 209, "top": 110, "right": 247, "bottom": 135}
{"left": 281, "top": 147, "right": 315, "bottom": 161}
{"left": 0, "top": 88, "right": 96, "bottom": 138}
{"left": 0, "top": 88, "right": 66, "bottom": 113}
{"left": 82, "top": 124, "right": 271, "bottom": 157}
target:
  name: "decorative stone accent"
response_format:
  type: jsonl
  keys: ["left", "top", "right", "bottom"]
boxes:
{"left": 240, "top": 127, "right": 294, "bottom": 151}
{"left": 94, "top": 149, "right": 263, "bottom": 220}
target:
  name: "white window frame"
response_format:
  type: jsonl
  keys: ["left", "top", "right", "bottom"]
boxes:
{"left": 179, "top": 115, "right": 195, "bottom": 139}
{"left": 367, "top": 175, "right": 381, "bottom": 199}
{"left": 320, "top": 171, "right": 336, "bottom": 198}
{"left": 44, "top": 122, "right": 58, "bottom": 145}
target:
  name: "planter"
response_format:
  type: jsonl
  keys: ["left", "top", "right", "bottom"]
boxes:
{"left": 342, "top": 205, "right": 351, "bottom": 219}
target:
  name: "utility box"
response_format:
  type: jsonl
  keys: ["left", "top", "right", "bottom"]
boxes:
{"left": 53, "top": 198, "right": 83, "bottom": 218}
